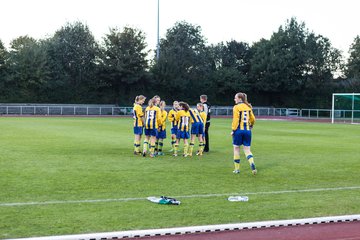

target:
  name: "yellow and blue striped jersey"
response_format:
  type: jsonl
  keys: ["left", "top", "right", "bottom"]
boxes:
{"left": 176, "top": 110, "right": 193, "bottom": 132}
{"left": 189, "top": 108, "right": 203, "bottom": 123}
{"left": 144, "top": 106, "right": 162, "bottom": 129}
{"left": 168, "top": 108, "right": 178, "bottom": 128}
{"left": 200, "top": 111, "right": 207, "bottom": 124}
{"left": 232, "top": 103, "right": 255, "bottom": 131}
{"left": 133, "top": 103, "right": 144, "bottom": 127}
{"left": 159, "top": 109, "right": 168, "bottom": 131}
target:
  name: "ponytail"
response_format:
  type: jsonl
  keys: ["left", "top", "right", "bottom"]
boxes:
{"left": 179, "top": 102, "right": 190, "bottom": 112}
{"left": 236, "top": 92, "right": 252, "bottom": 108}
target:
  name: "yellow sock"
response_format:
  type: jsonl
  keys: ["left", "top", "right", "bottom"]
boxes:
{"left": 234, "top": 154, "right": 240, "bottom": 171}
{"left": 199, "top": 141, "right": 204, "bottom": 154}
{"left": 184, "top": 143, "right": 189, "bottom": 155}
{"left": 174, "top": 144, "right": 179, "bottom": 155}
{"left": 189, "top": 142, "right": 194, "bottom": 155}
{"left": 134, "top": 141, "right": 140, "bottom": 152}
{"left": 143, "top": 141, "right": 148, "bottom": 153}
{"left": 158, "top": 140, "right": 164, "bottom": 152}
{"left": 246, "top": 154, "right": 254, "bottom": 165}
{"left": 155, "top": 140, "right": 159, "bottom": 153}
{"left": 150, "top": 145, "right": 155, "bottom": 154}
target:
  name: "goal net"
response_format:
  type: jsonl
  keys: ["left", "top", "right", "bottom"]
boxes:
{"left": 332, "top": 93, "right": 360, "bottom": 124}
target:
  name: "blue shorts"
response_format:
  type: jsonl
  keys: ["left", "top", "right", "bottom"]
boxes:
{"left": 144, "top": 128, "right": 158, "bottom": 137}
{"left": 191, "top": 122, "right": 204, "bottom": 135}
{"left": 177, "top": 130, "right": 190, "bottom": 139}
{"left": 232, "top": 129, "right": 252, "bottom": 147}
{"left": 171, "top": 126, "right": 178, "bottom": 135}
{"left": 133, "top": 126, "right": 143, "bottom": 135}
{"left": 157, "top": 130, "right": 167, "bottom": 139}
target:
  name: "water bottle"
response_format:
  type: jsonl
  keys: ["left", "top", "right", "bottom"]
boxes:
{"left": 228, "top": 196, "right": 249, "bottom": 202}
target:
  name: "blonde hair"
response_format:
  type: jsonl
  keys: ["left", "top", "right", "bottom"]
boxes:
{"left": 160, "top": 100, "right": 166, "bottom": 109}
{"left": 197, "top": 103, "right": 204, "bottom": 110}
{"left": 236, "top": 92, "right": 252, "bottom": 108}
{"left": 135, "top": 95, "right": 146, "bottom": 103}
{"left": 148, "top": 98, "right": 155, "bottom": 107}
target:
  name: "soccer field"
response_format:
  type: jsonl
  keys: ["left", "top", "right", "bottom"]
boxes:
{"left": 0, "top": 117, "right": 359, "bottom": 239}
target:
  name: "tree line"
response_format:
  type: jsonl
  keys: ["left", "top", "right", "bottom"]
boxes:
{"left": 0, "top": 18, "right": 359, "bottom": 108}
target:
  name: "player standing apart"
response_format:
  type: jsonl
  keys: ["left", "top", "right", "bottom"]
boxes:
{"left": 231, "top": 92, "right": 257, "bottom": 175}
{"left": 143, "top": 98, "right": 162, "bottom": 158}
{"left": 156, "top": 101, "right": 168, "bottom": 156}
{"left": 133, "top": 95, "right": 146, "bottom": 155}
{"left": 200, "top": 95, "right": 211, "bottom": 152}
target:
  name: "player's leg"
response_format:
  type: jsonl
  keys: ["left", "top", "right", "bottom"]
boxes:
{"left": 197, "top": 134, "right": 204, "bottom": 155}
{"left": 232, "top": 129, "right": 241, "bottom": 173}
{"left": 189, "top": 134, "right": 195, "bottom": 156}
{"left": 233, "top": 145, "right": 241, "bottom": 174}
{"left": 243, "top": 146, "right": 256, "bottom": 175}
{"left": 242, "top": 130, "right": 256, "bottom": 174}
{"left": 149, "top": 135, "right": 156, "bottom": 157}
{"left": 143, "top": 134, "right": 149, "bottom": 156}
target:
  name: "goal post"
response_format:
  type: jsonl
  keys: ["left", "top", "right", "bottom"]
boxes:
{"left": 332, "top": 93, "right": 360, "bottom": 124}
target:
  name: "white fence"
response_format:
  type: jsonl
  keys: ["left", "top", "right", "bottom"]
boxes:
{"left": 0, "top": 104, "right": 344, "bottom": 120}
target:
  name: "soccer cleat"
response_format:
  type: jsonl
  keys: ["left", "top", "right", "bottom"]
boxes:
{"left": 173, "top": 153, "right": 178, "bottom": 157}
{"left": 157, "top": 152, "right": 164, "bottom": 156}
{"left": 183, "top": 154, "right": 188, "bottom": 157}
{"left": 134, "top": 151, "right": 141, "bottom": 155}
{"left": 196, "top": 151, "right": 203, "bottom": 156}
{"left": 250, "top": 163, "right": 257, "bottom": 175}
{"left": 233, "top": 169, "right": 240, "bottom": 174}
{"left": 142, "top": 151, "right": 146, "bottom": 157}
{"left": 150, "top": 153, "right": 156, "bottom": 158}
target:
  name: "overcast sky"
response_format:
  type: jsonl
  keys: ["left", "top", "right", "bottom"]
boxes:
{"left": 1, "top": 0, "right": 359, "bottom": 58}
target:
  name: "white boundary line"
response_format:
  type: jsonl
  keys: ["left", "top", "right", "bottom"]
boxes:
{"left": 8, "top": 214, "right": 360, "bottom": 240}
{"left": 1, "top": 186, "right": 360, "bottom": 207}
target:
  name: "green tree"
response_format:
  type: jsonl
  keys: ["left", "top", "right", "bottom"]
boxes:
{"left": 207, "top": 41, "right": 252, "bottom": 104}
{"left": 6, "top": 36, "right": 50, "bottom": 102}
{"left": 346, "top": 36, "right": 360, "bottom": 79}
{"left": 0, "top": 40, "right": 9, "bottom": 98}
{"left": 99, "top": 27, "right": 150, "bottom": 104}
{"left": 151, "top": 21, "right": 211, "bottom": 102}
{"left": 249, "top": 18, "right": 342, "bottom": 106}
{"left": 46, "top": 22, "right": 100, "bottom": 103}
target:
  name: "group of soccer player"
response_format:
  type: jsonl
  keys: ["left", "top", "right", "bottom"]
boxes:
{"left": 133, "top": 92, "right": 257, "bottom": 175}
{"left": 133, "top": 95, "right": 208, "bottom": 158}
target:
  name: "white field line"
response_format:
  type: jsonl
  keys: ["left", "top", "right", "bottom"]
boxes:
{"left": 1, "top": 186, "right": 360, "bottom": 207}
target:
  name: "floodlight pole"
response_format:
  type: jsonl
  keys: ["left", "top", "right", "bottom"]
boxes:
{"left": 156, "top": 0, "right": 160, "bottom": 60}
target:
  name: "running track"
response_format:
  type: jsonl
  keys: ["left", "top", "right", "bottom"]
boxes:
{"left": 136, "top": 221, "right": 360, "bottom": 240}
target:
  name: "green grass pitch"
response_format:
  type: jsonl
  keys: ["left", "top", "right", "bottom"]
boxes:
{"left": 0, "top": 117, "right": 359, "bottom": 239}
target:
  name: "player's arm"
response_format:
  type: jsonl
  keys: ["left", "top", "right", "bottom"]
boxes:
{"left": 156, "top": 108, "right": 162, "bottom": 127}
{"left": 231, "top": 105, "right": 240, "bottom": 131}
{"left": 201, "top": 112, "right": 207, "bottom": 123}
{"left": 249, "top": 110, "right": 256, "bottom": 127}
{"left": 168, "top": 110, "right": 174, "bottom": 122}
{"left": 162, "top": 111, "right": 168, "bottom": 125}
{"left": 175, "top": 110, "right": 181, "bottom": 122}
